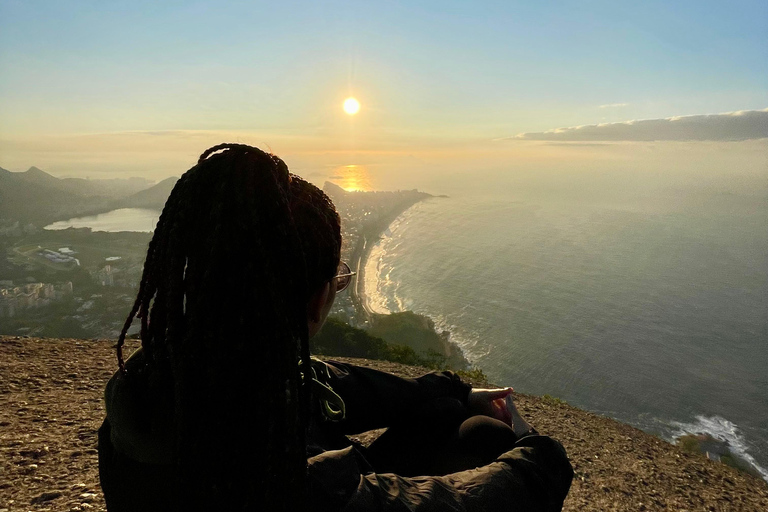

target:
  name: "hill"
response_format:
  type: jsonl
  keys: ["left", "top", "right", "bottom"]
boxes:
{"left": 0, "top": 167, "right": 105, "bottom": 226}
{"left": 0, "top": 166, "right": 156, "bottom": 226}
{"left": 11, "top": 166, "right": 152, "bottom": 199}
{"left": 1, "top": 335, "right": 767, "bottom": 511}
{"left": 115, "top": 176, "right": 177, "bottom": 210}
{"left": 313, "top": 316, "right": 459, "bottom": 368}
{"left": 368, "top": 311, "right": 470, "bottom": 369}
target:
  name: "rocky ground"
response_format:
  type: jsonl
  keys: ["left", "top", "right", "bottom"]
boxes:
{"left": 2, "top": 336, "right": 767, "bottom": 511}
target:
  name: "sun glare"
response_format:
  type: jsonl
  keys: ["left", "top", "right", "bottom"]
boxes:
{"left": 343, "top": 97, "right": 360, "bottom": 115}
{"left": 333, "top": 165, "right": 372, "bottom": 192}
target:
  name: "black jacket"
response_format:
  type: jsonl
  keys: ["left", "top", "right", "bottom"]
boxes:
{"left": 307, "top": 360, "right": 573, "bottom": 511}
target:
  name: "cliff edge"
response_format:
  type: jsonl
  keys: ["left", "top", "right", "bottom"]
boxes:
{"left": 1, "top": 336, "right": 767, "bottom": 511}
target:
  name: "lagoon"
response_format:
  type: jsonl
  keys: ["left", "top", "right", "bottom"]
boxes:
{"left": 44, "top": 208, "right": 160, "bottom": 233}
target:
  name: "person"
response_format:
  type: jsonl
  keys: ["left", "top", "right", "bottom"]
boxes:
{"left": 97, "top": 144, "right": 573, "bottom": 511}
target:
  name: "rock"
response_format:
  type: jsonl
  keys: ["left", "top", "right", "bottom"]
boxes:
{"left": 31, "top": 491, "right": 62, "bottom": 504}
{"left": 79, "top": 492, "right": 98, "bottom": 502}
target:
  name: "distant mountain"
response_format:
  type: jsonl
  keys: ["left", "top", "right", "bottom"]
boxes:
{"left": 0, "top": 165, "right": 162, "bottom": 226}
{"left": 18, "top": 166, "right": 60, "bottom": 187}
{"left": 0, "top": 166, "right": 103, "bottom": 226}
{"left": 13, "top": 166, "right": 153, "bottom": 198}
{"left": 323, "top": 181, "right": 347, "bottom": 197}
{"left": 116, "top": 176, "right": 178, "bottom": 210}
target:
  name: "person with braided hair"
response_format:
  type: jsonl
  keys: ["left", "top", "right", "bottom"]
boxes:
{"left": 97, "top": 144, "right": 572, "bottom": 512}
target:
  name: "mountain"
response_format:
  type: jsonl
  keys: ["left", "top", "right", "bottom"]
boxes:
{"left": 0, "top": 166, "right": 160, "bottom": 226}
{"left": 117, "top": 176, "right": 178, "bottom": 210}
{"left": 18, "top": 166, "right": 60, "bottom": 187}
{"left": 14, "top": 166, "right": 153, "bottom": 198}
{"left": 0, "top": 167, "right": 99, "bottom": 226}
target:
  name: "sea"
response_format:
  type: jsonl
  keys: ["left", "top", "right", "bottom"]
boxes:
{"left": 362, "top": 170, "right": 768, "bottom": 480}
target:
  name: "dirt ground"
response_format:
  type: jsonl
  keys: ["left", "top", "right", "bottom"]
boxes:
{"left": 2, "top": 336, "right": 767, "bottom": 511}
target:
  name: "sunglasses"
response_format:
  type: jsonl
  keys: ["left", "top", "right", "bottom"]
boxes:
{"left": 334, "top": 261, "right": 356, "bottom": 292}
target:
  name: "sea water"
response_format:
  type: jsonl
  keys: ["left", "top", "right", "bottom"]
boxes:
{"left": 363, "top": 188, "right": 768, "bottom": 480}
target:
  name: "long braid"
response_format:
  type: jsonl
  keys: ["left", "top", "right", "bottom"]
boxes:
{"left": 113, "top": 144, "right": 339, "bottom": 510}
{"left": 115, "top": 171, "right": 192, "bottom": 371}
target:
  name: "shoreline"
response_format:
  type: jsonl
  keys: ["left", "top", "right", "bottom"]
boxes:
{"left": 348, "top": 195, "right": 434, "bottom": 323}
{"left": 344, "top": 192, "right": 470, "bottom": 369}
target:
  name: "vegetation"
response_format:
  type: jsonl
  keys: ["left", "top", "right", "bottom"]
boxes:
{"left": 676, "top": 434, "right": 701, "bottom": 454}
{"left": 542, "top": 394, "right": 567, "bottom": 406}
{"left": 368, "top": 311, "right": 469, "bottom": 370}
{"left": 720, "top": 454, "right": 763, "bottom": 478}
{"left": 676, "top": 434, "right": 763, "bottom": 479}
{"left": 456, "top": 367, "right": 489, "bottom": 387}
{"left": 312, "top": 317, "right": 454, "bottom": 370}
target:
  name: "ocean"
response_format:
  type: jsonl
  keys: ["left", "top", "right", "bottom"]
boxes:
{"left": 362, "top": 183, "right": 768, "bottom": 480}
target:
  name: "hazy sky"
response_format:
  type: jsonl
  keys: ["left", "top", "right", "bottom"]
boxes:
{"left": 0, "top": 0, "right": 766, "bottom": 187}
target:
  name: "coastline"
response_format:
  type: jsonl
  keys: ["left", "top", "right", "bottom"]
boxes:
{"left": 339, "top": 191, "right": 469, "bottom": 369}
{"left": 348, "top": 194, "right": 434, "bottom": 322}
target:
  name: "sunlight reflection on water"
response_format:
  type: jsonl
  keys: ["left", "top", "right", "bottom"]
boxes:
{"left": 329, "top": 165, "right": 373, "bottom": 192}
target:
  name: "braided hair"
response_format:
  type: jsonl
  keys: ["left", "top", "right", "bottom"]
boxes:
{"left": 115, "top": 144, "right": 341, "bottom": 510}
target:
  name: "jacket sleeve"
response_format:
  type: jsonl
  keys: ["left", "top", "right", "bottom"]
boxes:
{"left": 309, "top": 435, "right": 573, "bottom": 512}
{"left": 323, "top": 360, "right": 472, "bottom": 434}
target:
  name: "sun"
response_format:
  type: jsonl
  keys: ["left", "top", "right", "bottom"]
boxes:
{"left": 343, "top": 97, "right": 360, "bottom": 115}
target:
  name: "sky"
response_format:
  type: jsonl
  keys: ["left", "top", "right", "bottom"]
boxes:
{"left": 0, "top": 0, "right": 766, "bottom": 189}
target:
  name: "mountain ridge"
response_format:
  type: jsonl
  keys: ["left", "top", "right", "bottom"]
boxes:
{"left": 0, "top": 165, "right": 165, "bottom": 226}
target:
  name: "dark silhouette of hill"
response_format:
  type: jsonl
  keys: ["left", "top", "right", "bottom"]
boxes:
{"left": 116, "top": 176, "right": 177, "bottom": 210}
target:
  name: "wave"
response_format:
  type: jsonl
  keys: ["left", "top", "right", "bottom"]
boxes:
{"left": 363, "top": 236, "right": 489, "bottom": 361}
{"left": 362, "top": 214, "right": 487, "bottom": 361}
{"left": 363, "top": 211, "right": 413, "bottom": 315}
{"left": 670, "top": 415, "right": 768, "bottom": 482}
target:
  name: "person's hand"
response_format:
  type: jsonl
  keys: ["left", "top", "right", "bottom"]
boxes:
{"left": 467, "top": 387, "right": 514, "bottom": 426}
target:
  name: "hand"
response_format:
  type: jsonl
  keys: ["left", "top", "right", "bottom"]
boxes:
{"left": 467, "top": 387, "right": 514, "bottom": 426}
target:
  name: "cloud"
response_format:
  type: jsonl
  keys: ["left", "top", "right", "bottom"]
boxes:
{"left": 506, "top": 108, "right": 768, "bottom": 142}
{"left": 598, "top": 103, "right": 629, "bottom": 108}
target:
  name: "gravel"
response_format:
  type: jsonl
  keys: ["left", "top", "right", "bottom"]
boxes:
{"left": 2, "top": 337, "right": 767, "bottom": 511}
